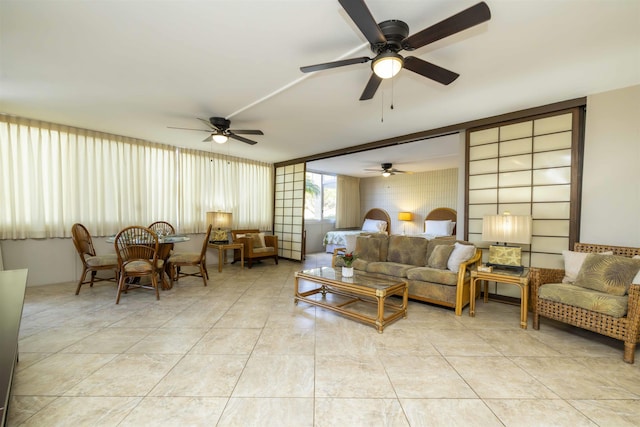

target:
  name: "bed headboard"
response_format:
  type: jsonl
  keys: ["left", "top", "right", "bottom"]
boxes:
{"left": 424, "top": 207, "right": 457, "bottom": 234}
{"left": 364, "top": 208, "right": 391, "bottom": 234}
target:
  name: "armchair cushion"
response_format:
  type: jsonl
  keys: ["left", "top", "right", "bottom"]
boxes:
{"left": 538, "top": 282, "right": 629, "bottom": 318}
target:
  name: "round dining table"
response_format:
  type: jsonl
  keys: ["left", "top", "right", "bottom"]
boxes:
{"left": 106, "top": 234, "right": 190, "bottom": 290}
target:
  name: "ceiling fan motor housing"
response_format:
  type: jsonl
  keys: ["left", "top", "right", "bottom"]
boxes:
{"left": 373, "top": 20, "right": 409, "bottom": 53}
{"left": 381, "top": 162, "right": 393, "bottom": 171}
{"left": 209, "top": 117, "right": 230, "bottom": 130}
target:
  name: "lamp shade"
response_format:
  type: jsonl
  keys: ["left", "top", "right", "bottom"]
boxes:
{"left": 482, "top": 213, "right": 532, "bottom": 244}
{"left": 206, "top": 211, "right": 232, "bottom": 229}
{"left": 212, "top": 134, "right": 228, "bottom": 144}
{"left": 398, "top": 212, "right": 413, "bottom": 221}
{"left": 372, "top": 52, "right": 404, "bottom": 79}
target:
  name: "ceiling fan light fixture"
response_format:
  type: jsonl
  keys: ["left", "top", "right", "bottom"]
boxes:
{"left": 372, "top": 52, "right": 403, "bottom": 79}
{"left": 382, "top": 171, "right": 392, "bottom": 177}
{"left": 212, "top": 134, "right": 228, "bottom": 144}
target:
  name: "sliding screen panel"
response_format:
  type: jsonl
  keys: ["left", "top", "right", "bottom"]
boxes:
{"left": 274, "top": 163, "right": 305, "bottom": 261}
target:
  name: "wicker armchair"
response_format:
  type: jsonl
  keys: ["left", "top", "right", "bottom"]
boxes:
{"left": 530, "top": 243, "right": 640, "bottom": 363}
{"left": 231, "top": 229, "right": 278, "bottom": 268}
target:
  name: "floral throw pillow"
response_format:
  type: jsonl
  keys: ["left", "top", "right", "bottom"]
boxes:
{"left": 574, "top": 254, "right": 640, "bottom": 296}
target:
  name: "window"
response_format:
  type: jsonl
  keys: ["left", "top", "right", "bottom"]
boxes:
{"left": 305, "top": 172, "right": 336, "bottom": 221}
{"left": 0, "top": 114, "right": 273, "bottom": 238}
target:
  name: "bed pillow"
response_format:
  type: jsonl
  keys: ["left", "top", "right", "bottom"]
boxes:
{"left": 574, "top": 254, "right": 640, "bottom": 296}
{"left": 362, "top": 218, "right": 387, "bottom": 232}
{"left": 447, "top": 242, "right": 476, "bottom": 273}
{"left": 425, "top": 220, "right": 452, "bottom": 237}
{"left": 447, "top": 222, "right": 456, "bottom": 235}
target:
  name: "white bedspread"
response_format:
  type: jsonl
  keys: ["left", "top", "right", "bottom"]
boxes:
{"left": 323, "top": 230, "right": 365, "bottom": 247}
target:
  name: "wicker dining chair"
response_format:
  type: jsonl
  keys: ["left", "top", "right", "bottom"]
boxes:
{"left": 114, "top": 226, "right": 163, "bottom": 303}
{"left": 168, "top": 224, "right": 212, "bottom": 286}
{"left": 71, "top": 223, "right": 119, "bottom": 295}
{"left": 148, "top": 221, "right": 175, "bottom": 236}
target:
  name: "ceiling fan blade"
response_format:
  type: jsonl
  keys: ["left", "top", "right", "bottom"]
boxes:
{"left": 202, "top": 134, "right": 213, "bottom": 142}
{"left": 392, "top": 169, "right": 414, "bottom": 175}
{"left": 300, "top": 56, "right": 371, "bottom": 73}
{"left": 229, "top": 129, "right": 264, "bottom": 135}
{"left": 196, "top": 117, "right": 217, "bottom": 129}
{"left": 167, "top": 126, "right": 210, "bottom": 132}
{"left": 229, "top": 133, "right": 258, "bottom": 145}
{"left": 359, "top": 73, "right": 382, "bottom": 100}
{"left": 404, "top": 56, "right": 459, "bottom": 85}
{"left": 338, "top": 0, "right": 386, "bottom": 46}
{"left": 402, "top": 2, "right": 491, "bottom": 51}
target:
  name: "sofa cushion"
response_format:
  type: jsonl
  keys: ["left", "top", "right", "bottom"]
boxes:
{"left": 428, "top": 244, "right": 454, "bottom": 269}
{"left": 366, "top": 262, "right": 414, "bottom": 278}
{"left": 574, "top": 254, "right": 640, "bottom": 296}
{"left": 354, "top": 235, "right": 388, "bottom": 262}
{"left": 407, "top": 266, "right": 459, "bottom": 286}
{"left": 387, "top": 235, "right": 429, "bottom": 266}
{"left": 539, "top": 282, "right": 629, "bottom": 318}
{"left": 447, "top": 242, "right": 476, "bottom": 273}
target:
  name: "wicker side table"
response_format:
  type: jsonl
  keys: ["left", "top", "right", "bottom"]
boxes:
{"left": 470, "top": 267, "right": 530, "bottom": 329}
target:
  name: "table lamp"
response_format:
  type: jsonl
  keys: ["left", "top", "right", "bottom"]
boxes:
{"left": 207, "top": 211, "right": 232, "bottom": 244}
{"left": 398, "top": 212, "right": 413, "bottom": 235}
{"left": 482, "top": 212, "right": 532, "bottom": 272}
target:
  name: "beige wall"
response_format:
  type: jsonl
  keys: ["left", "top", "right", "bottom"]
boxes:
{"left": 581, "top": 85, "right": 640, "bottom": 246}
{"left": 359, "top": 168, "right": 459, "bottom": 236}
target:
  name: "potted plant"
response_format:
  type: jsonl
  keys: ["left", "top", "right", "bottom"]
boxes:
{"left": 338, "top": 252, "right": 356, "bottom": 278}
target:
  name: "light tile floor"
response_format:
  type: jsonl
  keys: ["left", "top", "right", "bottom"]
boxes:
{"left": 8, "top": 253, "right": 640, "bottom": 426}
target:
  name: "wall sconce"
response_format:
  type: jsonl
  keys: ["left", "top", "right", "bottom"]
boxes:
{"left": 482, "top": 212, "right": 532, "bottom": 272}
{"left": 207, "top": 211, "right": 232, "bottom": 243}
{"left": 398, "top": 212, "right": 413, "bottom": 235}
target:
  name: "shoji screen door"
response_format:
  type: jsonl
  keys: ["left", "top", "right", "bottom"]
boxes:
{"left": 466, "top": 108, "right": 584, "bottom": 270}
{"left": 274, "top": 163, "right": 305, "bottom": 261}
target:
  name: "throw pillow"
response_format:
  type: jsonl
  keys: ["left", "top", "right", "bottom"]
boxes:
{"left": 562, "top": 250, "right": 613, "bottom": 284}
{"left": 447, "top": 242, "right": 476, "bottom": 273}
{"left": 428, "top": 244, "right": 454, "bottom": 270}
{"left": 245, "top": 233, "right": 265, "bottom": 249}
{"left": 574, "top": 254, "right": 640, "bottom": 296}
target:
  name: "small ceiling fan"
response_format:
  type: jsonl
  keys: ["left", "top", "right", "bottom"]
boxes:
{"left": 365, "top": 163, "right": 413, "bottom": 177}
{"left": 168, "top": 117, "right": 263, "bottom": 145}
{"left": 300, "top": 0, "right": 491, "bottom": 100}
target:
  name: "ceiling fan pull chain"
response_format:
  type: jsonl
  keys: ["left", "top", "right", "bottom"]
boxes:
{"left": 380, "top": 91, "right": 384, "bottom": 122}
{"left": 390, "top": 77, "right": 394, "bottom": 110}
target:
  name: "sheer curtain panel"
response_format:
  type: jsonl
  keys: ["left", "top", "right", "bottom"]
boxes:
{"left": 335, "top": 175, "right": 361, "bottom": 229}
{"left": 0, "top": 114, "right": 272, "bottom": 239}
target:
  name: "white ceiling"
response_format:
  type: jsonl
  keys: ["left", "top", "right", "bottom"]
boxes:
{"left": 1, "top": 1, "right": 639, "bottom": 176}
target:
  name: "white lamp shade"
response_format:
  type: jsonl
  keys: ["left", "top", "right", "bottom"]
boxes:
{"left": 372, "top": 53, "right": 403, "bottom": 79}
{"left": 206, "top": 211, "right": 232, "bottom": 229}
{"left": 212, "top": 134, "right": 228, "bottom": 144}
{"left": 482, "top": 213, "right": 532, "bottom": 244}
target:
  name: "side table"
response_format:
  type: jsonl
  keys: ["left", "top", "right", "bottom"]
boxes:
{"left": 209, "top": 242, "right": 244, "bottom": 273}
{"left": 470, "top": 267, "right": 530, "bottom": 329}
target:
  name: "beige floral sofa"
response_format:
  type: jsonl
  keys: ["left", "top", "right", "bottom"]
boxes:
{"left": 335, "top": 234, "right": 482, "bottom": 315}
{"left": 530, "top": 243, "right": 640, "bottom": 363}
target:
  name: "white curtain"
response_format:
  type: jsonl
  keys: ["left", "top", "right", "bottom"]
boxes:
{"left": 335, "top": 175, "right": 361, "bottom": 228}
{"left": 179, "top": 149, "right": 273, "bottom": 232}
{"left": 0, "top": 114, "right": 273, "bottom": 239}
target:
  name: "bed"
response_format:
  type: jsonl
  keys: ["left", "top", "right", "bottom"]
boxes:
{"left": 422, "top": 207, "right": 457, "bottom": 238}
{"left": 323, "top": 208, "right": 391, "bottom": 253}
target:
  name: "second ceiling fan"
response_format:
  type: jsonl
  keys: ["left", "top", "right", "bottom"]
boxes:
{"left": 168, "top": 117, "right": 263, "bottom": 145}
{"left": 300, "top": 0, "right": 491, "bottom": 100}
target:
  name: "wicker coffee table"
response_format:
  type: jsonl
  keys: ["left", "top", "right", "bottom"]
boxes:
{"left": 294, "top": 267, "right": 408, "bottom": 332}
